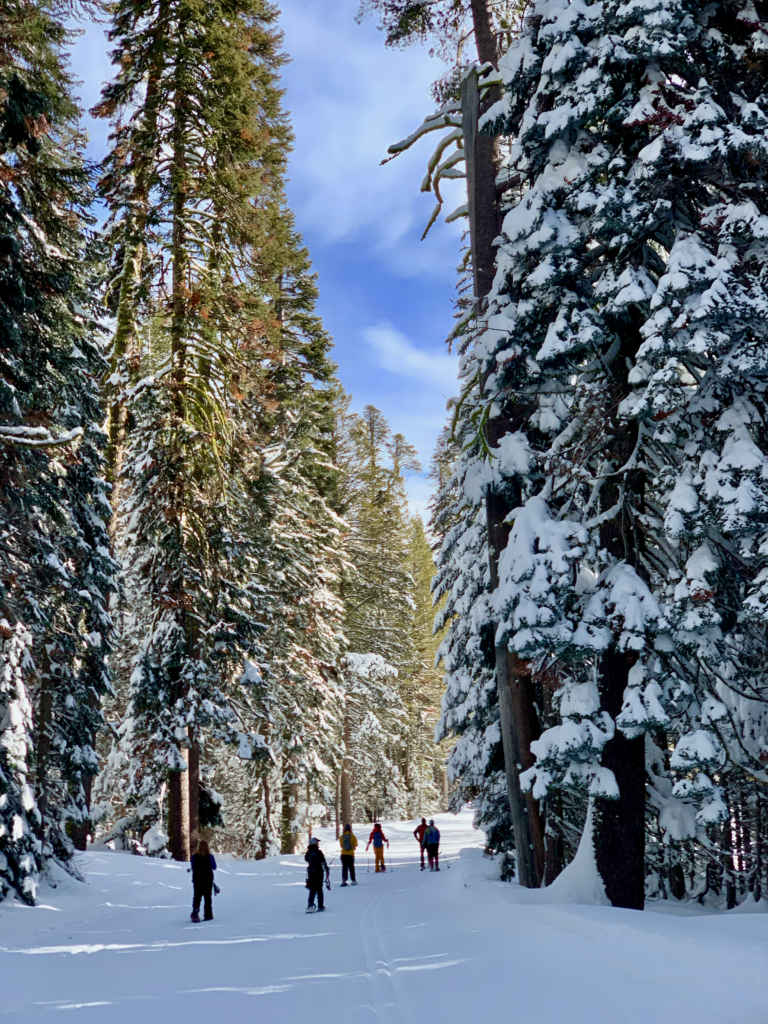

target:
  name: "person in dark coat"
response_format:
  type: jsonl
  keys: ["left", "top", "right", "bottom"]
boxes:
{"left": 422, "top": 820, "right": 441, "bottom": 871}
{"left": 190, "top": 839, "right": 217, "bottom": 922}
{"left": 305, "top": 837, "right": 329, "bottom": 912}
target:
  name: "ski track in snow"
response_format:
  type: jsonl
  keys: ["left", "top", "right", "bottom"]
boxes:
{"left": 1, "top": 809, "right": 767, "bottom": 1023}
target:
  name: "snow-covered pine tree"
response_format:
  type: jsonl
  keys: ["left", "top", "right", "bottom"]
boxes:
{"left": 334, "top": 404, "right": 421, "bottom": 823}
{"left": 95, "top": 0, "right": 298, "bottom": 859}
{"left": 0, "top": 0, "right": 115, "bottom": 895}
{"left": 340, "top": 653, "right": 405, "bottom": 822}
{"left": 467, "top": 0, "right": 768, "bottom": 908}
{"left": 614, "top": 0, "right": 768, "bottom": 904}
{"left": 226, "top": 248, "right": 347, "bottom": 857}
{"left": 0, "top": 623, "right": 39, "bottom": 903}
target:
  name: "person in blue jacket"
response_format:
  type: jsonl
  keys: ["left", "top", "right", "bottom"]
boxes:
{"left": 190, "top": 839, "right": 217, "bottom": 922}
{"left": 422, "top": 820, "right": 441, "bottom": 871}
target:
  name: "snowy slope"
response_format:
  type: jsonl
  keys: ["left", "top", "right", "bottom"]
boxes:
{"left": 1, "top": 810, "right": 767, "bottom": 1023}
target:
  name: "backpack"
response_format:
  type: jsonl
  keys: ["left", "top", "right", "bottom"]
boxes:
{"left": 306, "top": 848, "right": 323, "bottom": 872}
{"left": 341, "top": 832, "right": 354, "bottom": 852}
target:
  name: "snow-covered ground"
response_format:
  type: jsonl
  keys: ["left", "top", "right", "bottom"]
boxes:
{"left": 1, "top": 810, "right": 767, "bottom": 1023}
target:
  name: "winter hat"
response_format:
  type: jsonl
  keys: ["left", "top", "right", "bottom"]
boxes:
{"left": 429, "top": 820, "right": 435, "bottom": 826}
{"left": 343, "top": 824, "right": 351, "bottom": 832}
{"left": 309, "top": 837, "right": 319, "bottom": 845}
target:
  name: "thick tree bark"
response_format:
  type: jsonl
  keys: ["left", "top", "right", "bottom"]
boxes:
{"left": 167, "top": 752, "right": 190, "bottom": 862}
{"left": 470, "top": 0, "right": 499, "bottom": 66}
{"left": 594, "top": 648, "right": 645, "bottom": 909}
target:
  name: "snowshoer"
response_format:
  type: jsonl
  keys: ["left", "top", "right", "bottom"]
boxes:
{"left": 366, "top": 823, "right": 389, "bottom": 873}
{"left": 339, "top": 824, "right": 358, "bottom": 886}
{"left": 190, "top": 839, "right": 216, "bottom": 922}
{"left": 414, "top": 818, "right": 428, "bottom": 870}
{"left": 422, "top": 820, "right": 441, "bottom": 871}
{"left": 305, "top": 837, "right": 329, "bottom": 912}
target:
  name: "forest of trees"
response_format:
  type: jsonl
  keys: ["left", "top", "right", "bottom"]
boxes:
{"left": 3, "top": 0, "right": 768, "bottom": 918}
{"left": 0, "top": 0, "right": 446, "bottom": 904}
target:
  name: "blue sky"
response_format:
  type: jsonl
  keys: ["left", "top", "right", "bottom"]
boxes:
{"left": 70, "top": 0, "right": 465, "bottom": 518}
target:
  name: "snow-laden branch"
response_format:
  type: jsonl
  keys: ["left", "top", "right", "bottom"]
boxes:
{"left": 383, "top": 105, "right": 462, "bottom": 163}
{"left": 0, "top": 426, "right": 83, "bottom": 448}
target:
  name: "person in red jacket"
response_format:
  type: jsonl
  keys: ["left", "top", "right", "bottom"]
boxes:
{"left": 413, "top": 818, "right": 427, "bottom": 870}
{"left": 366, "top": 823, "right": 389, "bottom": 873}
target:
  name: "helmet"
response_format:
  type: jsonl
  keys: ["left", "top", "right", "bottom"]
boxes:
{"left": 309, "top": 837, "right": 319, "bottom": 845}
{"left": 429, "top": 819, "right": 435, "bottom": 826}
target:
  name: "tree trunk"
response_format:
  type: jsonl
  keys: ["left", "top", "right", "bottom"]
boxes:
{"left": 470, "top": 0, "right": 499, "bottom": 66}
{"left": 259, "top": 776, "right": 272, "bottom": 860}
{"left": 340, "top": 704, "right": 353, "bottom": 827}
{"left": 188, "top": 731, "right": 200, "bottom": 855}
{"left": 167, "top": 751, "right": 190, "bottom": 862}
{"left": 281, "top": 775, "right": 300, "bottom": 855}
{"left": 594, "top": 648, "right": 645, "bottom": 909}
{"left": 335, "top": 774, "right": 341, "bottom": 840}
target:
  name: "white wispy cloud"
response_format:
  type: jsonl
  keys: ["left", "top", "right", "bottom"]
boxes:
{"left": 280, "top": 0, "right": 464, "bottom": 277}
{"left": 364, "top": 322, "right": 458, "bottom": 392}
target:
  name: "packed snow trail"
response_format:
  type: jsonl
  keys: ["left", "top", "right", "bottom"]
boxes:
{"left": 1, "top": 810, "right": 767, "bottom": 1023}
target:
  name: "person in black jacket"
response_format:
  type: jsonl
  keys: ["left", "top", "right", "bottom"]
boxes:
{"left": 305, "top": 837, "right": 329, "bottom": 912}
{"left": 190, "top": 840, "right": 217, "bottom": 922}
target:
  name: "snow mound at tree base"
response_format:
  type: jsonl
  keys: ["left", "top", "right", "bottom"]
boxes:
{"left": 536, "top": 803, "right": 609, "bottom": 907}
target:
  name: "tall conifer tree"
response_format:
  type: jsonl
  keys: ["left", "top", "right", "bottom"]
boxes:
{"left": 0, "top": 0, "right": 114, "bottom": 898}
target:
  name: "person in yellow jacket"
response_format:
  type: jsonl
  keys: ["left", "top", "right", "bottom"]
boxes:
{"left": 339, "top": 824, "right": 358, "bottom": 886}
